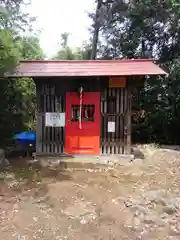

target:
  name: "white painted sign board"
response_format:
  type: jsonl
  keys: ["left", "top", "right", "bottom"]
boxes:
{"left": 45, "top": 112, "right": 65, "bottom": 127}
{"left": 108, "top": 121, "right": 115, "bottom": 133}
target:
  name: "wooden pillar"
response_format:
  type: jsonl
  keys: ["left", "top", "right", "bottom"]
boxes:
{"left": 126, "top": 90, "right": 132, "bottom": 154}
{"left": 35, "top": 80, "right": 42, "bottom": 155}
{"left": 124, "top": 84, "right": 132, "bottom": 155}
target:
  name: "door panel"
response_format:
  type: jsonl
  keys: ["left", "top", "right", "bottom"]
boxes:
{"left": 65, "top": 92, "right": 100, "bottom": 155}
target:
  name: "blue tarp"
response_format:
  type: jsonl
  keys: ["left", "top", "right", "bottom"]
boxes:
{"left": 14, "top": 131, "right": 36, "bottom": 147}
{"left": 14, "top": 131, "right": 36, "bottom": 141}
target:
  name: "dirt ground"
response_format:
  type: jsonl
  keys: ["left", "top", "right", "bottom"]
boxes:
{"left": 1, "top": 145, "right": 180, "bottom": 239}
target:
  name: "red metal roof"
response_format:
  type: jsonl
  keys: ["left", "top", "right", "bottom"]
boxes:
{"left": 8, "top": 59, "right": 167, "bottom": 77}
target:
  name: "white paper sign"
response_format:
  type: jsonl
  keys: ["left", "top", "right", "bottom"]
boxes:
{"left": 108, "top": 121, "right": 115, "bottom": 133}
{"left": 45, "top": 112, "right": 65, "bottom": 127}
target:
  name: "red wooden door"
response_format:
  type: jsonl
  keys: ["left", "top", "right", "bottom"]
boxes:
{"left": 65, "top": 92, "right": 100, "bottom": 155}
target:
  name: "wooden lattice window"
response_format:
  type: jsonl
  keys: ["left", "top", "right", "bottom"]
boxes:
{"left": 71, "top": 104, "right": 95, "bottom": 122}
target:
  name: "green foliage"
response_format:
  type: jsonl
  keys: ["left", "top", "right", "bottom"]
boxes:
{"left": 0, "top": 0, "right": 44, "bottom": 146}
{"left": 0, "top": 0, "right": 34, "bottom": 33}
{"left": 0, "top": 29, "right": 20, "bottom": 75}
{"left": 54, "top": 46, "right": 77, "bottom": 60}
{"left": 0, "top": 0, "right": 36, "bottom": 75}
{"left": 76, "top": 43, "right": 92, "bottom": 60}
{"left": 19, "top": 36, "right": 45, "bottom": 60}
{"left": 93, "top": 0, "right": 180, "bottom": 61}
{"left": 90, "top": 0, "right": 180, "bottom": 144}
{"left": 60, "top": 32, "right": 69, "bottom": 48}
{"left": 53, "top": 33, "right": 91, "bottom": 60}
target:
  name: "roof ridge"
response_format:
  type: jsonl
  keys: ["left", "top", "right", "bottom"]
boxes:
{"left": 19, "top": 59, "right": 153, "bottom": 63}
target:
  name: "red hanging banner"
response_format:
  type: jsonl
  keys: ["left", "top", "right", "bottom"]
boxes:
{"left": 79, "top": 87, "right": 83, "bottom": 129}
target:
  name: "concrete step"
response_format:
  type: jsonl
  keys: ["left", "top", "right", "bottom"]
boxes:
{"left": 32, "top": 154, "right": 134, "bottom": 170}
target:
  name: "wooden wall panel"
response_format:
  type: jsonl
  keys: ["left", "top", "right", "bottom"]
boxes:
{"left": 35, "top": 77, "right": 132, "bottom": 155}
{"left": 36, "top": 81, "right": 65, "bottom": 155}
{"left": 100, "top": 87, "right": 132, "bottom": 155}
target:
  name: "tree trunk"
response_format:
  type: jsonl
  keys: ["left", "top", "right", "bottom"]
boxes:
{"left": 91, "top": 0, "right": 103, "bottom": 60}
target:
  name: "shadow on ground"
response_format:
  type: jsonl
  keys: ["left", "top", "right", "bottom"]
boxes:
{"left": 160, "top": 145, "right": 180, "bottom": 151}
{"left": 0, "top": 157, "right": 72, "bottom": 194}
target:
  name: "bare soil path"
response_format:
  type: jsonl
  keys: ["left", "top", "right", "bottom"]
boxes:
{"left": 1, "top": 145, "right": 180, "bottom": 239}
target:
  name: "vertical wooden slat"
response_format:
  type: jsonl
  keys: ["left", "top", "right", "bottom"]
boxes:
{"left": 52, "top": 95, "right": 55, "bottom": 153}
{"left": 36, "top": 82, "right": 41, "bottom": 154}
{"left": 101, "top": 89, "right": 105, "bottom": 154}
{"left": 36, "top": 114, "right": 42, "bottom": 154}
{"left": 107, "top": 88, "right": 111, "bottom": 154}
{"left": 54, "top": 95, "right": 58, "bottom": 154}
{"left": 111, "top": 88, "right": 115, "bottom": 154}
{"left": 104, "top": 89, "right": 107, "bottom": 154}
{"left": 44, "top": 84, "right": 47, "bottom": 154}
{"left": 127, "top": 89, "right": 132, "bottom": 154}
{"left": 61, "top": 95, "right": 64, "bottom": 153}
{"left": 119, "top": 88, "right": 124, "bottom": 154}
{"left": 43, "top": 85, "right": 46, "bottom": 154}
{"left": 117, "top": 89, "right": 120, "bottom": 154}
{"left": 115, "top": 88, "right": 118, "bottom": 154}
{"left": 59, "top": 95, "right": 62, "bottom": 154}
{"left": 54, "top": 94, "right": 64, "bottom": 154}
{"left": 54, "top": 94, "right": 59, "bottom": 154}
{"left": 123, "top": 87, "right": 128, "bottom": 154}
{"left": 50, "top": 91, "right": 53, "bottom": 153}
{"left": 47, "top": 86, "right": 51, "bottom": 154}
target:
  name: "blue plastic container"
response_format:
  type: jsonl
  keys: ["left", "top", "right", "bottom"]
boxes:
{"left": 14, "top": 131, "right": 36, "bottom": 148}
